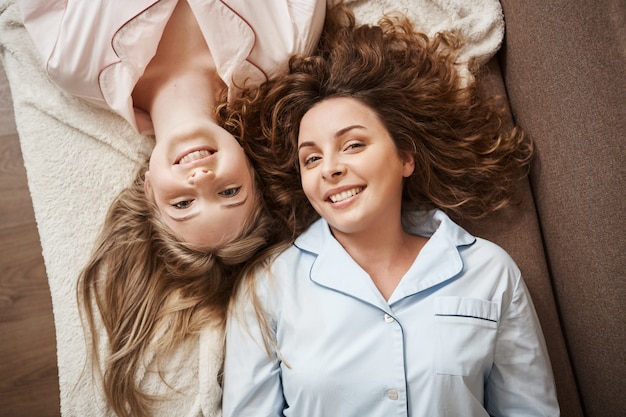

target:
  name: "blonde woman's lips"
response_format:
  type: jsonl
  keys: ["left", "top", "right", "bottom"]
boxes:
{"left": 175, "top": 147, "right": 216, "bottom": 165}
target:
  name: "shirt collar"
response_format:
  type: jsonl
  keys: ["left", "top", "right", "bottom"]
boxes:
{"left": 294, "top": 210, "right": 476, "bottom": 305}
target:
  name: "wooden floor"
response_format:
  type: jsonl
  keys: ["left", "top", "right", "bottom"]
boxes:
{"left": 0, "top": 62, "right": 61, "bottom": 415}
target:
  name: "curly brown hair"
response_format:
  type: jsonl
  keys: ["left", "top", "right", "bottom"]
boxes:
{"left": 224, "top": 3, "right": 532, "bottom": 236}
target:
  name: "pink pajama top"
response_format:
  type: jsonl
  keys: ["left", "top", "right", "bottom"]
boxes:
{"left": 18, "top": 0, "right": 325, "bottom": 134}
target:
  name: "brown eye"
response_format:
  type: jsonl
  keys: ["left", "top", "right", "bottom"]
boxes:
{"left": 345, "top": 141, "right": 365, "bottom": 151}
{"left": 303, "top": 155, "right": 321, "bottom": 166}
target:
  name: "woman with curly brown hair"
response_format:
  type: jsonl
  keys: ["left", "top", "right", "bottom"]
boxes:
{"left": 222, "top": 4, "right": 560, "bottom": 416}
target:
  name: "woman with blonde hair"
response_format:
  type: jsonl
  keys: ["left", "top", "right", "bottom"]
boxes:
{"left": 18, "top": 0, "right": 325, "bottom": 415}
{"left": 223, "top": 4, "right": 560, "bottom": 416}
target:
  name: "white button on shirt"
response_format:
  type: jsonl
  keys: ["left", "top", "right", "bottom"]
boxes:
{"left": 223, "top": 210, "right": 560, "bottom": 417}
{"left": 387, "top": 390, "right": 399, "bottom": 400}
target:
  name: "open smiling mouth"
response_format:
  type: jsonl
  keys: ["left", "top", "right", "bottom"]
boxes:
{"left": 328, "top": 187, "right": 364, "bottom": 203}
{"left": 176, "top": 149, "right": 216, "bottom": 164}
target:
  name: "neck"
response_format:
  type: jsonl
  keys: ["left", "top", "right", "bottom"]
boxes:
{"left": 146, "top": 69, "right": 222, "bottom": 143}
{"left": 131, "top": 0, "right": 226, "bottom": 141}
{"left": 332, "top": 221, "right": 427, "bottom": 300}
{"left": 333, "top": 223, "right": 416, "bottom": 266}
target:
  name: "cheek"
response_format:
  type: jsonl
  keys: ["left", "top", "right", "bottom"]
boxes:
{"left": 299, "top": 172, "right": 317, "bottom": 198}
{"left": 232, "top": 147, "right": 251, "bottom": 166}
{"left": 146, "top": 171, "right": 168, "bottom": 196}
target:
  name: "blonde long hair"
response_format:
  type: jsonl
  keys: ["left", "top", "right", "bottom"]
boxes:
{"left": 77, "top": 159, "right": 281, "bottom": 416}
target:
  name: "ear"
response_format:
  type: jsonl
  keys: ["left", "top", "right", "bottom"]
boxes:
{"left": 144, "top": 171, "right": 153, "bottom": 199}
{"left": 401, "top": 151, "right": 415, "bottom": 177}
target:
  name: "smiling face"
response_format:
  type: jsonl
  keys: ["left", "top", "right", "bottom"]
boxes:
{"left": 297, "top": 97, "right": 415, "bottom": 240}
{"left": 145, "top": 121, "right": 256, "bottom": 250}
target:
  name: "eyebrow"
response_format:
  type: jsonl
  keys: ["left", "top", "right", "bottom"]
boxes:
{"left": 169, "top": 211, "right": 199, "bottom": 222}
{"left": 298, "top": 124, "right": 366, "bottom": 151}
{"left": 224, "top": 195, "right": 248, "bottom": 209}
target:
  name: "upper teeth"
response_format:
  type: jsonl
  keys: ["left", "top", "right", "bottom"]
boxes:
{"left": 329, "top": 187, "right": 362, "bottom": 203}
{"left": 180, "top": 150, "right": 211, "bottom": 164}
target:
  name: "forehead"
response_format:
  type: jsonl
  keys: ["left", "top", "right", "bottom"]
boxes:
{"left": 299, "top": 97, "right": 387, "bottom": 140}
{"left": 304, "top": 97, "right": 377, "bottom": 121}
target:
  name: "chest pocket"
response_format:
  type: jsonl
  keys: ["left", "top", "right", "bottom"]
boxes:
{"left": 434, "top": 296, "right": 498, "bottom": 376}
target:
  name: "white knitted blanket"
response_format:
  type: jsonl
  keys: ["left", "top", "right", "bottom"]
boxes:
{"left": 0, "top": 0, "right": 503, "bottom": 415}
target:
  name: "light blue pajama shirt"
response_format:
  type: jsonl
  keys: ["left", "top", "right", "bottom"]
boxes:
{"left": 223, "top": 209, "right": 560, "bottom": 417}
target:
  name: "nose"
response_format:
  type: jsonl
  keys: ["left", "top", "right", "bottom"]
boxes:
{"left": 187, "top": 167, "right": 215, "bottom": 185}
{"left": 321, "top": 157, "right": 346, "bottom": 181}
